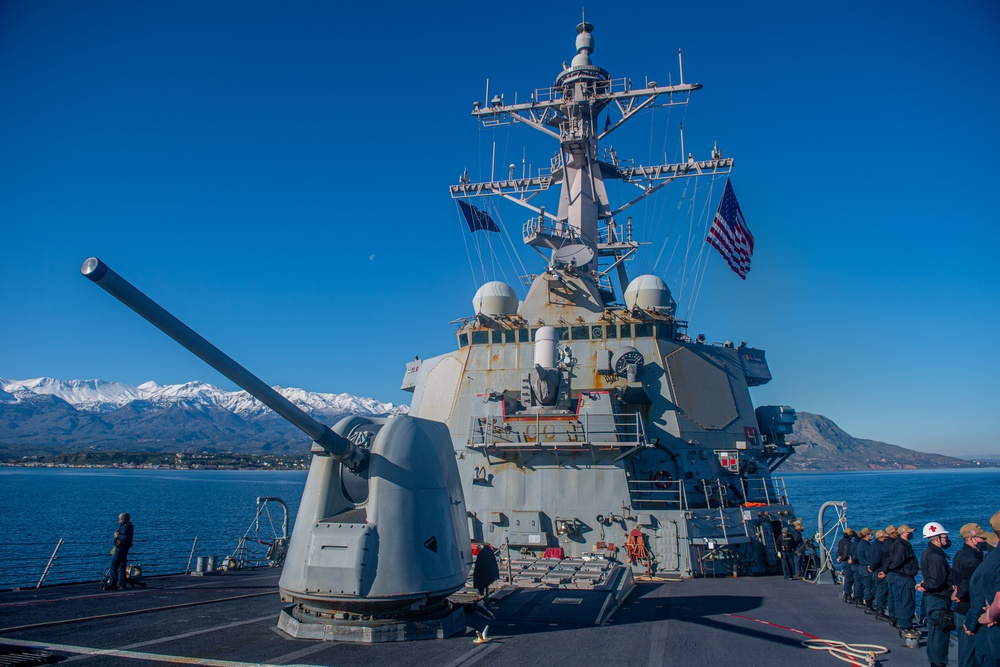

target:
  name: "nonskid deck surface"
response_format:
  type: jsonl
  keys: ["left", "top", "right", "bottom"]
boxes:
{"left": 1, "top": 568, "right": 941, "bottom": 666}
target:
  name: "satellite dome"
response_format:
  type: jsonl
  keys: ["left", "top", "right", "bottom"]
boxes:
{"left": 472, "top": 281, "right": 519, "bottom": 315}
{"left": 624, "top": 275, "right": 676, "bottom": 313}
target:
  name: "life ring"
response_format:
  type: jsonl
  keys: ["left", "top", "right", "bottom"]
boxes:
{"left": 651, "top": 470, "right": 673, "bottom": 489}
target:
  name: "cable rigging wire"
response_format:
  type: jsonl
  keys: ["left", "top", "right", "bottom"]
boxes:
{"left": 682, "top": 176, "right": 722, "bottom": 320}
{"left": 455, "top": 123, "right": 533, "bottom": 299}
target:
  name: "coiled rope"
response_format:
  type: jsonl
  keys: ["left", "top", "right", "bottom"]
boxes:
{"left": 801, "top": 638, "right": 889, "bottom": 666}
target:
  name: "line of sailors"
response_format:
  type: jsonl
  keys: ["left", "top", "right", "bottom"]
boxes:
{"left": 834, "top": 510, "right": 1000, "bottom": 667}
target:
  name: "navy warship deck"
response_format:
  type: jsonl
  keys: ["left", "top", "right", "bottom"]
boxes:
{"left": 1, "top": 568, "right": 938, "bottom": 666}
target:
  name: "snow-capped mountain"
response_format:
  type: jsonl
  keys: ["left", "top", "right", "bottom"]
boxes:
{"left": 0, "top": 377, "right": 407, "bottom": 455}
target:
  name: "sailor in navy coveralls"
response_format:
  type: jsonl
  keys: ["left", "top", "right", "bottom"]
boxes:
{"left": 868, "top": 529, "right": 888, "bottom": 616}
{"left": 951, "top": 523, "right": 987, "bottom": 667}
{"left": 107, "top": 512, "right": 134, "bottom": 590}
{"left": 880, "top": 523, "right": 918, "bottom": 632}
{"left": 964, "top": 511, "right": 1000, "bottom": 667}
{"left": 837, "top": 528, "right": 856, "bottom": 601}
{"left": 918, "top": 522, "right": 952, "bottom": 667}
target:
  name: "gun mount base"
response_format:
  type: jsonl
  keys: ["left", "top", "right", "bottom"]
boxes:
{"left": 277, "top": 601, "right": 466, "bottom": 642}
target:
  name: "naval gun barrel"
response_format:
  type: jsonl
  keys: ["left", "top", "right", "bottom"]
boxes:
{"left": 80, "top": 257, "right": 368, "bottom": 472}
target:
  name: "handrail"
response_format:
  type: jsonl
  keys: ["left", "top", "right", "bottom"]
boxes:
{"left": 468, "top": 411, "right": 647, "bottom": 449}
{"left": 5, "top": 535, "right": 253, "bottom": 591}
{"left": 629, "top": 476, "right": 790, "bottom": 512}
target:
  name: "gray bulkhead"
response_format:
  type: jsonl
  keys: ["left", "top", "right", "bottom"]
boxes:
{"left": 407, "top": 276, "right": 791, "bottom": 577}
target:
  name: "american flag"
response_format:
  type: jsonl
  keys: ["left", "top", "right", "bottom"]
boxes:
{"left": 706, "top": 179, "right": 754, "bottom": 279}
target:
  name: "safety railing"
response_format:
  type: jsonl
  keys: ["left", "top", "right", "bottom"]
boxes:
{"left": 2, "top": 534, "right": 274, "bottom": 592}
{"left": 627, "top": 476, "right": 791, "bottom": 512}
{"left": 741, "top": 476, "right": 789, "bottom": 506}
{"left": 629, "top": 478, "right": 687, "bottom": 509}
{"left": 468, "top": 411, "right": 647, "bottom": 451}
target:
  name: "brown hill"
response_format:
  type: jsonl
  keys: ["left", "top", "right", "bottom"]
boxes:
{"left": 788, "top": 412, "right": 973, "bottom": 471}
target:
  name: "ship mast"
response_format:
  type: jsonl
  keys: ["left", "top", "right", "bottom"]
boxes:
{"left": 450, "top": 22, "right": 735, "bottom": 305}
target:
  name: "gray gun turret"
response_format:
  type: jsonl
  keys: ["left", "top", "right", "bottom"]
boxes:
{"left": 81, "top": 257, "right": 471, "bottom": 642}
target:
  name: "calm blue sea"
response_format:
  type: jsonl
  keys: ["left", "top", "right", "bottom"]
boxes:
{"left": 783, "top": 468, "right": 1000, "bottom": 567}
{"left": 0, "top": 467, "right": 307, "bottom": 590}
{"left": 1, "top": 467, "right": 996, "bottom": 591}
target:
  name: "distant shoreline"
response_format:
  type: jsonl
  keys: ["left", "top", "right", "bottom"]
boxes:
{"left": 0, "top": 451, "right": 310, "bottom": 471}
{"left": 783, "top": 465, "right": 1000, "bottom": 474}
{"left": 4, "top": 460, "right": 996, "bottom": 472}
{"left": 0, "top": 462, "right": 306, "bottom": 471}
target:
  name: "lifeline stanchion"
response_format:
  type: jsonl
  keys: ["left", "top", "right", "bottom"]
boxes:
{"left": 36, "top": 539, "right": 64, "bottom": 588}
{"left": 185, "top": 536, "right": 199, "bottom": 573}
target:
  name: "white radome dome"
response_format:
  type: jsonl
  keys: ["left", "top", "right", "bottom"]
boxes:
{"left": 472, "top": 281, "right": 519, "bottom": 315}
{"left": 624, "top": 275, "right": 676, "bottom": 313}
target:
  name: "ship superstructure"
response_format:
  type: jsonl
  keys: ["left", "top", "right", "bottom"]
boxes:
{"left": 404, "top": 22, "right": 798, "bottom": 577}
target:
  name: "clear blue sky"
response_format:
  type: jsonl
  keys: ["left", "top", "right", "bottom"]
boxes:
{"left": 2, "top": 1, "right": 998, "bottom": 457}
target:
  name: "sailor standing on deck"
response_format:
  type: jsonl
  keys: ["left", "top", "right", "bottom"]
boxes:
{"left": 918, "top": 522, "right": 952, "bottom": 667}
{"left": 837, "top": 528, "right": 856, "bottom": 602}
{"left": 869, "top": 529, "right": 889, "bottom": 617}
{"left": 881, "top": 523, "right": 919, "bottom": 636}
{"left": 791, "top": 519, "right": 805, "bottom": 579}
{"left": 779, "top": 527, "right": 796, "bottom": 579}
{"left": 881, "top": 525, "right": 901, "bottom": 624}
{"left": 105, "top": 512, "right": 134, "bottom": 591}
{"left": 854, "top": 528, "right": 873, "bottom": 610}
{"left": 848, "top": 529, "right": 860, "bottom": 601}
{"left": 964, "top": 510, "right": 1000, "bottom": 666}
{"left": 952, "top": 523, "right": 987, "bottom": 667}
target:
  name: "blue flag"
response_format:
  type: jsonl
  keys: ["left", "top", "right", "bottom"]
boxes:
{"left": 458, "top": 200, "right": 500, "bottom": 233}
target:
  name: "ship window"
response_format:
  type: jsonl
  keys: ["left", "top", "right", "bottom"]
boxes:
{"left": 530, "top": 327, "right": 539, "bottom": 341}
{"left": 635, "top": 323, "right": 653, "bottom": 337}
{"left": 459, "top": 333, "right": 469, "bottom": 348}
{"left": 591, "top": 325, "right": 603, "bottom": 340}
{"left": 605, "top": 325, "right": 617, "bottom": 339}
{"left": 519, "top": 328, "right": 529, "bottom": 343}
{"left": 571, "top": 326, "right": 589, "bottom": 340}
{"left": 620, "top": 324, "right": 632, "bottom": 338}
{"left": 505, "top": 330, "right": 517, "bottom": 343}
{"left": 657, "top": 323, "right": 672, "bottom": 339}
{"left": 555, "top": 327, "right": 568, "bottom": 341}
{"left": 472, "top": 331, "right": 489, "bottom": 345}
{"left": 492, "top": 330, "right": 503, "bottom": 344}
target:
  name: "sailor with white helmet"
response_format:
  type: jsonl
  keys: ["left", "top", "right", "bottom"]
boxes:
{"left": 918, "top": 521, "right": 953, "bottom": 667}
